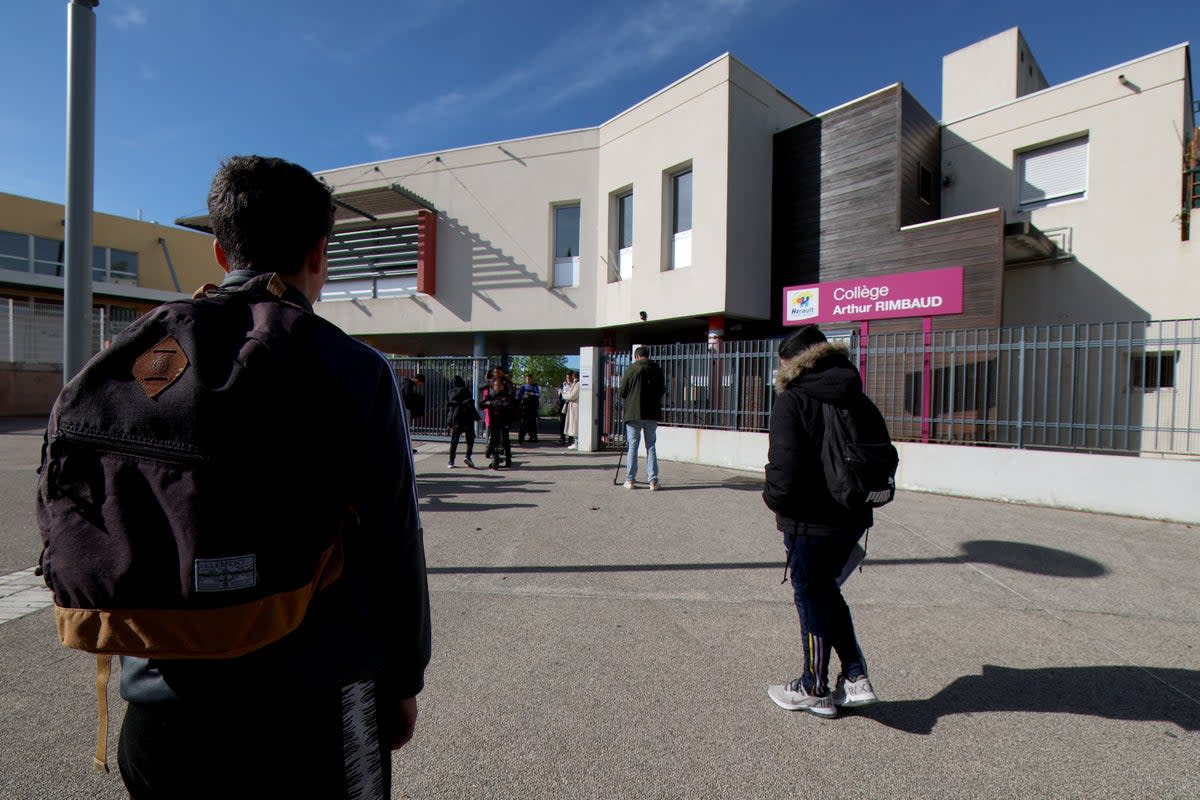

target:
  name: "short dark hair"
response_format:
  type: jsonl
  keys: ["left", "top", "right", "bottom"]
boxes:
{"left": 778, "top": 325, "right": 828, "bottom": 359}
{"left": 207, "top": 155, "right": 335, "bottom": 275}
{"left": 634, "top": 346, "right": 649, "bottom": 359}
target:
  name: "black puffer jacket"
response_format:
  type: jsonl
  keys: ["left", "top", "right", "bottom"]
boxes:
{"left": 763, "top": 341, "right": 873, "bottom": 534}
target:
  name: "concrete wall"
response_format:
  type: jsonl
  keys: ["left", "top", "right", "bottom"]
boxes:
{"left": 316, "top": 54, "right": 801, "bottom": 347}
{"left": 635, "top": 424, "right": 1200, "bottom": 525}
{"left": 943, "top": 45, "right": 1197, "bottom": 324}
{"left": 725, "top": 60, "right": 810, "bottom": 320}
{"left": 594, "top": 57, "right": 733, "bottom": 330}
{"left": 317, "top": 129, "right": 601, "bottom": 340}
{"left": 0, "top": 364, "right": 60, "bottom": 416}
{"left": 896, "top": 441, "right": 1200, "bottom": 525}
{"left": 942, "top": 28, "right": 1048, "bottom": 122}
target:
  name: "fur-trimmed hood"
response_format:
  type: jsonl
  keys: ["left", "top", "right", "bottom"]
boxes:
{"left": 774, "top": 340, "right": 862, "bottom": 403}
{"left": 774, "top": 341, "right": 848, "bottom": 392}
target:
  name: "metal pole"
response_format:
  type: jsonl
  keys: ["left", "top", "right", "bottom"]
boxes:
{"left": 6, "top": 299, "right": 13, "bottom": 364}
{"left": 63, "top": 0, "right": 99, "bottom": 383}
{"left": 1016, "top": 328, "right": 1026, "bottom": 449}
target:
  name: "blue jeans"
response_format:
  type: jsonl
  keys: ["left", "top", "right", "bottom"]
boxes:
{"left": 784, "top": 530, "right": 867, "bottom": 694}
{"left": 625, "top": 420, "right": 659, "bottom": 483}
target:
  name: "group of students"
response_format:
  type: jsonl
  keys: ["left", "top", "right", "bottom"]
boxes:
{"left": 445, "top": 367, "right": 582, "bottom": 470}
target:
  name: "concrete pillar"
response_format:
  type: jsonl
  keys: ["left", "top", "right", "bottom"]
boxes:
{"left": 576, "top": 347, "right": 601, "bottom": 452}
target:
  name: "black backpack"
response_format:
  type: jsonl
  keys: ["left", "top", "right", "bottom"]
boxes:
{"left": 819, "top": 395, "right": 899, "bottom": 509}
{"left": 37, "top": 274, "right": 351, "bottom": 770}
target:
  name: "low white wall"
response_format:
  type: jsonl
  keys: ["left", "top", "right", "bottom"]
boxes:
{"left": 896, "top": 442, "right": 1200, "bottom": 525}
{"left": 652, "top": 426, "right": 768, "bottom": 472}
{"left": 644, "top": 426, "right": 1200, "bottom": 525}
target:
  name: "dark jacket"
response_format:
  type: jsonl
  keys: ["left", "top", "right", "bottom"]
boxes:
{"left": 619, "top": 357, "right": 665, "bottom": 422}
{"left": 119, "top": 271, "right": 431, "bottom": 703}
{"left": 763, "top": 341, "right": 873, "bottom": 534}
{"left": 399, "top": 377, "right": 425, "bottom": 420}
{"left": 446, "top": 386, "right": 479, "bottom": 428}
{"left": 480, "top": 387, "right": 515, "bottom": 427}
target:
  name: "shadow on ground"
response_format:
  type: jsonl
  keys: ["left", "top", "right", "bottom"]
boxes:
{"left": 853, "top": 664, "right": 1200, "bottom": 734}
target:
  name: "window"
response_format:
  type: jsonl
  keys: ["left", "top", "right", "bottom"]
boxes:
{"left": 1017, "top": 135, "right": 1088, "bottom": 207}
{"left": 1131, "top": 351, "right": 1178, "bottom": 391}
{"left": 669, "top": 169, "right": 692, "bottom": 269}
{"left": 616, "top": 191, "right": 633, "bottom": 280}
{"left": 92, "top": 246, "right": 140, "bottom": 284}
{"left": 33, "top": 236, "right": 63, "bottom": 276}
{"left": 552, "top": 204, "right": 580, "bottom": 288}
{"left": 0, "top": 230, "right": 30, "bottom": 272}
{"left": 918, "top": 164, "right": 934, "bottom": 205}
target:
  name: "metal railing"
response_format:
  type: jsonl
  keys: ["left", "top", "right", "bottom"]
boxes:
{"left": 0, "top": 297, "right": 138, "bottom": 365}
{"left": 600, "top": 319, "right": 1200, "bottom": 457}
{"left": 386, "top": 356, "right": 492, "bottom": 440}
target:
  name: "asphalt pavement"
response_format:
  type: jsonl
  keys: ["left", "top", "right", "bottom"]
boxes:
{"left": 1, "top": 418, "right": 1197, "bottom": 799}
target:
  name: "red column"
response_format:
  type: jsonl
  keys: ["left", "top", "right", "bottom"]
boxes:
{"left": 416, "top": 210, "right": 437, "bottom": 296}
{"left": 921, "top": 316, "right": 933, "bottom": 443}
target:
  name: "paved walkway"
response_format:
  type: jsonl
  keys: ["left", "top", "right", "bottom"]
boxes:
{"left": 1, "top": 425, "right": 1198, "bottom": 798}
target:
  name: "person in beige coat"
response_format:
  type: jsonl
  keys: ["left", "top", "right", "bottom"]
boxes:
{"left": 563, "top": 372, "right": 581, "bottom": 449}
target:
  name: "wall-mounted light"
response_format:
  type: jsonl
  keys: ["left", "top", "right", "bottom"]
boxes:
{"left": 639, "top": 310, "right": 648, "bottom": 321}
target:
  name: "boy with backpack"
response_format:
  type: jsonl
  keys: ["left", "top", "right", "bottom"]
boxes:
{"left": 37, "top": 155, "right": 431, "bottom": 797}
{"left": 762, "top": 325, "right": 896, "bottom": 719}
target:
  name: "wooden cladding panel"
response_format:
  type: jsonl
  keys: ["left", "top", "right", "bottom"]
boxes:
{"left": 772, "top": 84, "right": 1003, "bottom": 331}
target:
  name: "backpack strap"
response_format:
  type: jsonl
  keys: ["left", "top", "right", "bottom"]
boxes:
{"left": 92, "top": 655, "right": 112, "bottom": 773}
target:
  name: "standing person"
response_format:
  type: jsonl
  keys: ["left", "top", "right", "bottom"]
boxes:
{"left": 399, "top": 373, "right": 426, "bottom": 423}
{"left": 557, "top": 372, "right": 571, "bottom": 445}
{"left": 446, "top": 375, "right": 479, "bottom": 469}
{"left": 762, "top": 324, "right": 882, "bottom": 718}
{"left": 562, "top": 371, "right": 581, "bottom": 449}
{"left": 480, "top": 375, "right": 515, "bottom": 469}
{"left": 65, "top": 156, "right": 431, "bottom": 797}
{"left": 399, "top": 373, "right": 426, "bottom": 455}
{"left": 619, "top": 347, "right": 665, "bottom": 489}
{"left": 516, "top": 373, "right": 541, "bottom": 444}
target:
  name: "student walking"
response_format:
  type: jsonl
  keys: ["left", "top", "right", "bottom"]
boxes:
{"left": 762, "top": 324, "right": 887, "bottom": 718}
{"left": 446, "top": 375, "right": 479, "bottom": 468}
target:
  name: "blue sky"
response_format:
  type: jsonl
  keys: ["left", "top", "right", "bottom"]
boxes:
{"left": 3, "top": 0, "right": 1197, "bottom": 226}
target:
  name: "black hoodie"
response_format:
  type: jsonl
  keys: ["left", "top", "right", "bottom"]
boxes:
{"left": 762, "top": 341, "right": 873, "bottom": 533}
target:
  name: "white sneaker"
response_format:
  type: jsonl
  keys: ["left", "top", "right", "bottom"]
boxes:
{"left": 649, "top": 480, "right": 661, "bottom": 491}
{"left": 832, "top": 675, "right": 878, "bottom": 708}
{"left": 447, "top": 461, "right": 455, "bottom": 469}
{"left": 623, "top": 480, "right": 636, "bottom": 490}
{"left": 567, "top": 443, "right": 578, "bottom": 450}
{"left": 767, "top": 680, "right": 836, "bottom": 718}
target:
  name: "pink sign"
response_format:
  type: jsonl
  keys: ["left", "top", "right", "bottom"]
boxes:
{"left": 783, "top": 266, "right": 964, "bottom": 326}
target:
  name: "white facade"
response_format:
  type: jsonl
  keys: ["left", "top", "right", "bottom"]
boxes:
{"left": 314, "top": 55, "right": 809, "bottom": 353}
{"left": 942, "top": 32, "right": 1198, "bottom": 325}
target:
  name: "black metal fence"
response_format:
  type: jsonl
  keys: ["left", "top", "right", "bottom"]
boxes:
{"left": 599, "top": 319, "right": 1200, "bottom": 457}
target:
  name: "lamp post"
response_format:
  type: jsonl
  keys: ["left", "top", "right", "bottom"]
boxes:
{"left": 63, "top": 0, "right": 99, "bottom": 383}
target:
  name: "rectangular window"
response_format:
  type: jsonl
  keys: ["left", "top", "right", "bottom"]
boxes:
{"left": 109, "top": 249, "right": 139, "bottom": 283}
{"left": 1017, "top": 135, "right": 1088, "bottom": 207}
{"left": 33, "top": 237, "right": 63, "bottom": 277}
{"left": 617, "top": 191, "right": 633, "bottom": 280}
{"left": 1131, "top": 351, "right": 1178, "bottom": 390}
{"left": 918, "top": 164, "right": 934, "bottom": 205}
{"left": 0, "top": 230, "right": 30, "bottom": 272}
{"left": 552, "top": 204, "right": 580, "bottom": 288}
{"left": 670, "top": 169, "right": 692, "bottom": 269}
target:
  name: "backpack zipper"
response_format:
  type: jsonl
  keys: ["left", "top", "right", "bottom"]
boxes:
{"left": 53, "top": 428, "right": 208, "bottom": 464}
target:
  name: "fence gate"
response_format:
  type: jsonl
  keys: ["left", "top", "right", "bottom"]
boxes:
{"left": 598, "top": 349, "right": 631, "bottom": 448}
{"left": 387, "top": 356, "right": 490, "bottom": 440}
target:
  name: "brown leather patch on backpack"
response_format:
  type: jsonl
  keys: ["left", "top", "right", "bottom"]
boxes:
{"left": 132, "top": 336, "right": 189, "bottom": 398}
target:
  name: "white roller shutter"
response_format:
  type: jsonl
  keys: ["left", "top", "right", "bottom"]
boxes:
{"left": 1017, "top": 136, "right": 1088, "bottom": 206}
